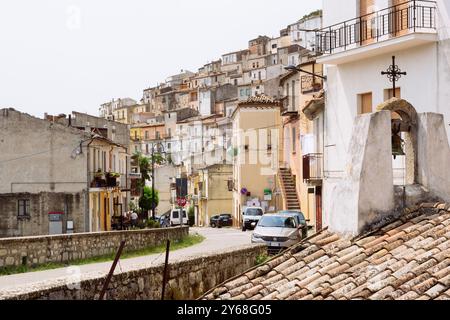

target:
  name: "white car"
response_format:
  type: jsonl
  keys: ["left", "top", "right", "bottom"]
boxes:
{"left": 242, "top": 207, "right": 264, "bottom": 231}
{"left": 170, "top": 209, "right": 189, "bottom": 226}
{"left": 251, "top": 214, "right": 304, "bottom": 254}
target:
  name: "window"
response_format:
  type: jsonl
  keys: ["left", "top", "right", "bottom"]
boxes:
{"left": 145, "top": 131, "right": 149, "bottom": 140}
{"left": 292, "top": 127, "right": 297, "bottom": 153}
{"left": 385, "top": 88, "right": 401, "bottom": 100}
{"left": 358, "top": 92, "right": 373, "bottom": 114}
{"left": 291, "top": 80, "right": 296, "bottom": 110}
{"left": 18, "top": 199, "right": 30, "bottom": 217}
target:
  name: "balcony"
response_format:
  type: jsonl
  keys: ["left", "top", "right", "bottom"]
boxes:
{"left": 90, "top": 172, "right": 121, "bottom": 189}
{"left": 316, "top": 1, "right": 437, "bottom": 65}
{"left": 281, "top": 97, "right": 298, "bottom": 117}
{"left": 303, "top": 154, "right": 323, "bottom": 184}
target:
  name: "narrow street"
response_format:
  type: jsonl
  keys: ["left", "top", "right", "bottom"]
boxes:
{"left": 0, "top": 228, "right": 253, "bottom": 292}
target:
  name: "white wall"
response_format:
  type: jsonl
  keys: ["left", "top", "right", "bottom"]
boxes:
{"left": 322, "top": 0, "right": 357, "bottom": 27}
{"left": 324, "top": 43, "right": 441, "bottom": 178}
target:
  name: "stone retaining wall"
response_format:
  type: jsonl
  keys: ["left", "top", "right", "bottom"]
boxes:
{"left": 0, "top": 244, "right": 267, "bottom": 300}
{"left": 0, "top": 227, "right": 189, "bottom": 268}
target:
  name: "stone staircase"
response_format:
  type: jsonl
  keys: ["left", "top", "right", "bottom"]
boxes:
{"left": 279, "top": 168, "right": 301, "bottom": 211}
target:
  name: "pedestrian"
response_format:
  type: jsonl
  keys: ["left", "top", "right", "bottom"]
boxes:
{"left": 130, "top": 211, "right": 139, "bottom": 227}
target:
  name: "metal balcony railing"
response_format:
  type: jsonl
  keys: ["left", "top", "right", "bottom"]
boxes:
{"left": 316, "top": 0, "right": 437, "bottom": 55}
{"left": 303, "top": 153, "right": 323, "bottom": 182}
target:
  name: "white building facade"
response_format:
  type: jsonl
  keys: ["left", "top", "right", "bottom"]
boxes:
{"left": 318, "top": 0, "right": 450, "bottom": 228}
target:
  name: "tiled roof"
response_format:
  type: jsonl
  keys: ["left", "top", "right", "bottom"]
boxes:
{"left": 202, "top": 203, "right": 450, "bottom": 300}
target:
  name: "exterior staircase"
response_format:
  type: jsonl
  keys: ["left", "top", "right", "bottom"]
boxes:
{"left": 279, "top": 168, "right": 301, "bottom": 211}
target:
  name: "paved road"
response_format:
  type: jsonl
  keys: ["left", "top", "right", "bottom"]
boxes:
{"left": 0, "top": 228, "right": 253, "bottom": 292}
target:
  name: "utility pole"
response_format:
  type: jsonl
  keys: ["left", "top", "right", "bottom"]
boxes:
{"left": 151, "top": 143, "right": 156, "bottom": 220}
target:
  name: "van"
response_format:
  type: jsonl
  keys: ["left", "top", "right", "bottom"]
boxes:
{"left": 242, "top": 207, "right": 264, "bottom": 231}
{"left": 170, "top": 208, "right": 189, "bottom": 226}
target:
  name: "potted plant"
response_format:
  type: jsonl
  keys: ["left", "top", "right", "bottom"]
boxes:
{"left": 106, "top": 172, "right": 118, "bottom": 187}
{"left": 92, "top": 170, "right": 105, "bottom": 187}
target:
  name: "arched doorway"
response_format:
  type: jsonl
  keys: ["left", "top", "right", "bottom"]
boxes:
{"left": 376, "top": 98, "right": 418, "bottom": 185}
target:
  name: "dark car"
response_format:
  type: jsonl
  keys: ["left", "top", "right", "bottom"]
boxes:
{"left": 210, "top": 214, "right": 233, "bottom": 228}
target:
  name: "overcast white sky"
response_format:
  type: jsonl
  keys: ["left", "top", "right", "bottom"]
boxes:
{"left": 0, "top": 0, "right": 321, "bottom": 117}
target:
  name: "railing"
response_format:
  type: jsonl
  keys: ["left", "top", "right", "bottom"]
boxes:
{"left": 316, "top": 0, "right": 437, "bottom": 55}
{"left": 281, "top": 97, "right": 297, "bottom": 114}
{"left": 90, "top": 172, "right": 121, "bottom": 189}
{"left": 303, "top": 153, "right": 323, "bottom": 182}
{"left": 301, "top": 75, "right": 323, "bottom": 94}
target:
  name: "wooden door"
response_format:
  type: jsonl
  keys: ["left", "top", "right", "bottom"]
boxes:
{"left": 315, "top": 187, "right": 323, "bottom": 232}
{"left": 360, "top": 0, "right": 376, "bottom": 45}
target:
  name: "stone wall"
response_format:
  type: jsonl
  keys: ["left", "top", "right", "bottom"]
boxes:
{"left": 0, "top": 244, "right": 266, "bottom": 300}
{"left": 0, "top": 192, "right": 87, "bottom": 238}
{"left": 0, "top": 227, "right": 188, "bottom": 268}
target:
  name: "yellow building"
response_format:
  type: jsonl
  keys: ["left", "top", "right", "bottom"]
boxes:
{"left": 193, "top": 164, "right": 233, "bottom": 227}
{"left": 231, "top": 95, "right": 283, "bottom": 226}
{"left": 88, "top": 137, "right": 129, "bottom": 232}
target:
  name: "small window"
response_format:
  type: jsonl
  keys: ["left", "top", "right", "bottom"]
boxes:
{"left": 358, "top": 92, "right": 373, "bottom": 115}
{"left": 292, "top": 127, "right": 297, "bottom": 153}
{"left": 18, "top": 199, "right": 30, "bottom": 217}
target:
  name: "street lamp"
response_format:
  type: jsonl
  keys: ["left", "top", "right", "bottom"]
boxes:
{"left": 150, "top": 142, "right": 166, "bottom": 221}
{"left": 284, "top": 65, "right": 327, "bottom": 80}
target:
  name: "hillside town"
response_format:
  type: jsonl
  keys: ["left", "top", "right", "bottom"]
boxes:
{"left": 1, "top": 0, "right": 450, "bottom": 303}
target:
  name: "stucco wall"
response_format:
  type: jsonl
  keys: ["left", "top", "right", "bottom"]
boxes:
{"left": 324, "top": 43, "right": 440, "bottom": 178}
{"left": 0, "top": 227, "right": 188, "bottom": 268}
{"left": 325, "top": 111, "right": 395, "bottom": 235}
{"left": 0, "top": 244, "right": 266, "bottom": 301}
{"left": 0, "top": 109, "right": 89, "bottom": 194}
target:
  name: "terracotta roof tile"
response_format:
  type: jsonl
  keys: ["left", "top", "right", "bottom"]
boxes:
{"left": 398, "top": 291, "right": 419, "bottom": 300}
{"left": 400, "top": 273, "right": 432, "bottom": 292}
{"left": 433, "top": 264, "right": 450, "bottom": 280}
{"left": 412, "top": 278, "right": 438, "bottom": 294}
{"left": 274, "top": 258, "right": 298, "bottom": 273}
{"left": 302, "top": 249, "right": 327, "bottom": 265}
{"left": 427, "top": 258, "right": 450, "bottom": 275}
{"left": 337, "top": 248, "right": 365, "bottom": 264}
{"left": 425, "top": 283, "right": 447, "bottom": 299}
{"left": 433, "top": 248, "right": 450, "bottom": 263}
{"left": 369, "top": 286, "right": 396, "bottom": 300}
{"left": 242, "top": 285, "right": 264, "bottom": 299}
{"left": 202, "top": 204, "right": 450, "bottom": 301}
{"left": 439, "top": 274, "right": 450, "bottom": 287}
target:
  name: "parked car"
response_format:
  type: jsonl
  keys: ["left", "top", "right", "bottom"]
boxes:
{"left": 251, "top": 214, "right": 304, "bottom": 254}
{"left": 157, "top": 214, "right": 170, "bottom": 228}
{"left": 210, "top": 214, "right": 233, "bottom": 228}
{"left": 170, "top": 208, "right": 189, "bottom": 226}
{"left": 278, "top": 210, "right": 309, "bottom": 239}
{"left": 242, "top": 207, "right": 264, "bottom": 231}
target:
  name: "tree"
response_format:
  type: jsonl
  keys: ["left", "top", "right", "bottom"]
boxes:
{"left": 132, "top": 151, "right": 166, "bottom": 191}
{"left": 132, "top": 150, "right": 166, "bottom": 219}
{"left": 139, "top": 186, "right": 159, "bottom": 217}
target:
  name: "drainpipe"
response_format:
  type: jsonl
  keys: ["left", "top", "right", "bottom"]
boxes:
{"left": 86, "top": 138, "right": 95, "bottom": 232}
